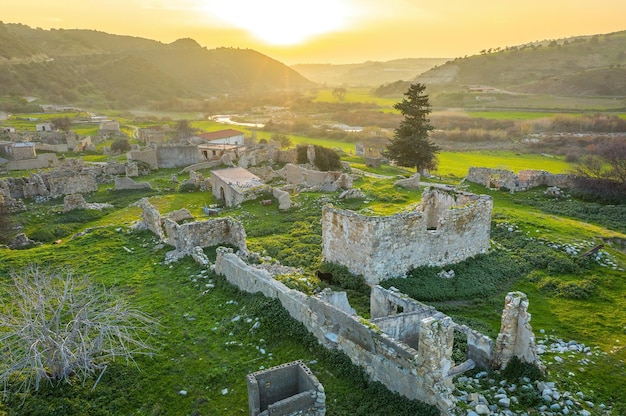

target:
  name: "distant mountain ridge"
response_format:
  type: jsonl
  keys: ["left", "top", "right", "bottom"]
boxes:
{"left": 291, "top": 58, "right": 449, "bottom": 87}
{"left": 0, "top": 22, "right": 315, "bottom": 108}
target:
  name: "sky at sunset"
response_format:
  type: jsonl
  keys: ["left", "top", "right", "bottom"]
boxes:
{"left": 2, "top": 0, "right": 626, "bottom": 64}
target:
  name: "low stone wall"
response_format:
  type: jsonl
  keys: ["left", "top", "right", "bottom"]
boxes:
{"left": 114, "top": 177, "right": 152, "bottom": 190}
{"left": 6, "top": 153, "right": 59, "bottom": 171}
{"left": 466, "top": 167, "right": 574, "bottom": 192}
{"left": 322, "top": 187, "right": 493, "bottom": 283}
{"left": 281, "top": 163, "right": 352, "bottom": 191}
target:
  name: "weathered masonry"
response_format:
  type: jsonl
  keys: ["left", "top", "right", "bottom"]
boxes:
{"left": 214, "top": 248, "right": 541, "bottom": 415}
{"left": 321, "top": 187, "right": 493, "bottom": 284}
{"left": 465, "top": 167, "right": 573, "bottom": 192}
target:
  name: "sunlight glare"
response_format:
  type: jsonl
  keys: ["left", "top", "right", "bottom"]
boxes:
{"left": 203, "top": 0, "right": 353, "bottom": 45}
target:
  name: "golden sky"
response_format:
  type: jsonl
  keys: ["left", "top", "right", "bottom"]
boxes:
{"left": 3, "top": 0, "right": 625, "bottom": 64}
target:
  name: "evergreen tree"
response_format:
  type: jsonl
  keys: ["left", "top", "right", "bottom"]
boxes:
{"left": 385, "top": 83, "right": 439, "bottom": 173}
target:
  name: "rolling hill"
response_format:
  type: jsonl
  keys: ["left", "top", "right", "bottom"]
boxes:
{"left": 0, "top": 22, "right": 315, "bottom": 108}
{"left": 374, "top": 31, "right": 626, "bottom": 106}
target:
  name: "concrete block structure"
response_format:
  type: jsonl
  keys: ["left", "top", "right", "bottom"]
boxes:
{"left": 247, "top": 360, "right": 325, "bottom": 416}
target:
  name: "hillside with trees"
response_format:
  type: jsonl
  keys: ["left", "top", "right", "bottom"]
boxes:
{"left": 374, "top": 31, "right": 626, "bottom": 108}
{"left": 0, "top": 22, "right": 314, "bottom": 108}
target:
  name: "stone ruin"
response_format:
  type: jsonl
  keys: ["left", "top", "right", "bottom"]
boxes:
{"left": 247, "top": 360, "right": 325, "bottom": 416}
{"left": 213, "top": 247, "right": 542, "bottom": 414}
{"left": 62, "top": 193, "right": 114, "bottom": 213}
{"left": 281, "top": 163, "right": 352, "bottom": 192}
{"left": 465, "top": 167, "right": 574, "bottom": 192}
{"left": 322, "top": 186, "right": 493, "bottom": 284}
{"left": 136, "top": 198, "right": 247, "bottom": 262}
{"left": 492, "top": 292, "right": 543, "bottom": 371}
{"left": 1, "top": 160, "right": 146, "bottom": 204}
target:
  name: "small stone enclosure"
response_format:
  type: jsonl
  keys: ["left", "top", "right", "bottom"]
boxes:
{"left": 247, "top": 360, "right": 325, "bottom": 416}
{"left": 322, "top": 186, "right": 493, "bottom": 284}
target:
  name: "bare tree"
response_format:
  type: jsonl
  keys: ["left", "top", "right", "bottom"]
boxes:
{"left": 0, "top": 266, "right": 157, "bottom": 396}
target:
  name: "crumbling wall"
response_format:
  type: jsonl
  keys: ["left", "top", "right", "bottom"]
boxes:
{"left": 156, "top": 145, "right": 200, "bottom": 168}
{"left": 281, "top": 163, "right": 352, "bottom": 191}
{"left": 466, "top": 167, "right": 574, "bottom": 192}
{"left": 114, "top": 177, "right": 152, "bottom": 190}
{"left": 6, "top": 153, "right": 58, "bottom": 171}
{"left": 128, "top": 148, "right": 158, "bottom": 169}
{"left": 0, "top": 178, "right": 26, "bottom": 213}
{"left": 215, "top": 249, "right": 456, "bottom": 414}
{"left": 137, "top": 198, "right": 247, "bottom": 255}
{"left": 164, "top": 217, "right": 247, "bottom": 254}
{"left": 371, "top": 286, "right": 494, "bottom": 371}
{"left": 492, "top": 292, "right": 543, "bottom": 370}
{"left": 321, "top": 187, "right": 493, "bottom": 284}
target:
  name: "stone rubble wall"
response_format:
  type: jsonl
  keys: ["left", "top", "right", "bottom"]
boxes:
{"left": 371, "top": 286, "right": 495, "bottom": 371}
{"left": 6, "top": 153, "right": 59, "bottom": 171}
{"left": 321, "top": 187, "right": 493, "bottom": 284}
{"left": 214, "top": 249, "right": 457, "bottom": 414}
{"left": 281, "top": 164, "right": 352, "bottom": 191}
{"left": 114, "top": 177, "right": 152, "bottom": 190}
{"left": 164, "top": 218, "right": 247, "bottom": 254}
{"left": 493, "top": 292, "right": 543, "bottom": 371}
{"left": 466, "top": 167, "right": 574, "bottom": 192}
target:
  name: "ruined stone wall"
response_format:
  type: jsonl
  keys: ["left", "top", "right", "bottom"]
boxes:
{"left": 281, "top": 163, "right": 352, "bottom": 191}
{"left": 164, "top": 218, "right": 247, "bottom": 254}
{"left": 215, "top": 249, "right": 457, "bottom": 414}
{"left": 466, "top": 167, "right": 574, "bottom": 192}
{"left": 322, "top": 187, "right": 493, "bottom": 284}
{"left": 371, "top": 286, "right": 495, "bottom": 371}
{"left": 6, "top": 153, "right": 58, "bottom": 171}
{"left": 128, "top": 149, "right": 158, "bottom": 169}
{"left": 493, "top": 292, "right": 543, "bottom": 370}
{"left": 156, "top": 145, "right": 200, "bottom": 168}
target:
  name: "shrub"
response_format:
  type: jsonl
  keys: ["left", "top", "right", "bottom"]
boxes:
{"left": 110, "top": 138, "right": 131, "bottom": 154}
{"left": 318, "top": 262, "right": 370, "bottom": 294}
{"left": 0, "top": 265, "right": 157, "bottom": 395}
{"left": 178, "top": 182, "right": 199, "bottom": 193}
{"left": 312, "top": 145, "right": 342, "bottom": 171}
{"left": 501, "top": 356, "right": 544, "bottom": 383}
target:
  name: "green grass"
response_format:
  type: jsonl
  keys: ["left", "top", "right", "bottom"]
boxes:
{"left": 312, "top": 87, "right": 399, "bottom": 109}
{"left": 436, "top": 151, "right": 574, "bottom": 178}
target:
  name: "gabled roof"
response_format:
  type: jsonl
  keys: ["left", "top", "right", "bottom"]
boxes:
{"left": 198, "top": 129, "right": 244, "bottom": 141}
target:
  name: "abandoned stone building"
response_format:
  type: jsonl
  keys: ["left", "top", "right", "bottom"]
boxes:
{"left": 210, "top": 167, "right": 268, "bottom": 207}
{"left": 322, "top": 186, "right": 493, "bottom": 284}
{"left": 465, "top": 166, "right": 573, "bottom": 192}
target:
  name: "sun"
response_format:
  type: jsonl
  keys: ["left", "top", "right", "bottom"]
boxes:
{"left": 203, "top": 0, "right": 352, "bottom": 45}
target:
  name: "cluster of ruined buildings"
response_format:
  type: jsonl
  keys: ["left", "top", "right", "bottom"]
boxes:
{"left": 132, "top": 186, "right": 542, "bottom": 415}
{"left": 0, "top": 123, "right": 555, "bottom": 415}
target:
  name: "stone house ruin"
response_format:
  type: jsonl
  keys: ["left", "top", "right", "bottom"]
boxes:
{"left": 282, "top": 163, "right": 352, "bottom": 191}
{"left": 322, "top": 186, "right": 493, "bottom": 284}
{"left": 211, "top": 167, "right": 267, "bottom": 207}
{"left": 247, "top": 360, "right": 325, "bottom": 416}
{"left": 465, "top": 167, "right": 573, "bottom": 192}
{"left": 35, "top": 122, "right": 53, "bottom": 132}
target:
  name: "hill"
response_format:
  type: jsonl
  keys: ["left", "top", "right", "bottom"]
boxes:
{"left": 0, "top": 22, "right": 315, "bottom": 108}
{"left": 292, "top": 58, "right": 448, "bottom": 87}
{"left": 373, "top": 31, "right": 626, "bottom": 106}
